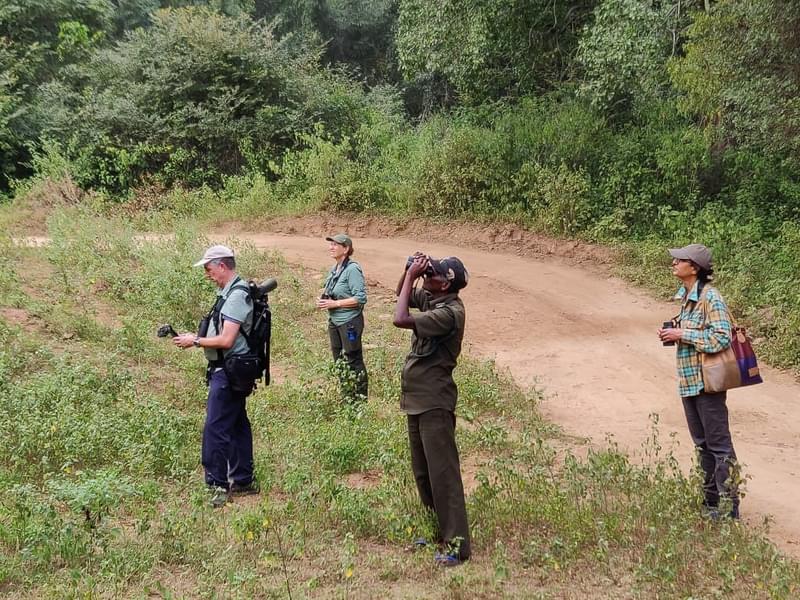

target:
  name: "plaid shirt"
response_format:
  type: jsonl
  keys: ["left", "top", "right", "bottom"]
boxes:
{"left": 674, "top": 281, "right": 733, "bottom": 397}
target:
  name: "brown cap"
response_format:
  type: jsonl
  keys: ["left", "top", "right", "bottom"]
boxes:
{"left": 669, "top": 244, "right": 712, "bottom": 270}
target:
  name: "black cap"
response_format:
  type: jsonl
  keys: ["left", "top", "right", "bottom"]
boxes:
{"left": 431, "top": 256, "right": 469, "bottom": 291}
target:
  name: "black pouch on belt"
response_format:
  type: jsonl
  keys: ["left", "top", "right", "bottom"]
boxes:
{"left": 224, "top": 354, "right": 262, "bottom": 393}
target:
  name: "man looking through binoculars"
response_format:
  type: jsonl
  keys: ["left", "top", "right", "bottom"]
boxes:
{"left": 394, "top": 253, "right": 472, "bottom": 567}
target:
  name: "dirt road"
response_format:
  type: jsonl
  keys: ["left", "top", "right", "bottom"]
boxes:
{"left": 226, "top": 224, "right": 800, "bottom": 557}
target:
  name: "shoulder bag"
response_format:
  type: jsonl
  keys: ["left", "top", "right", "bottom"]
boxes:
{"left": 698, "top": 288, "right": 763, "bottom": 393}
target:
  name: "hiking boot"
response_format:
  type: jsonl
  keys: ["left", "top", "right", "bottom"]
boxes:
{"left": 434, "top": 551, "right": 462, "bottom": 568}
{"left": 209, "top": 486, "right": 229, "bottom": 508}
{"left": 405, "top": 538, "right": 429, "bottom": 552}
{"left": 702, "top": 504, "right": 739, "bottom": 521}
{"left": 230, "top": 480, "right": 260, "bottom": 496}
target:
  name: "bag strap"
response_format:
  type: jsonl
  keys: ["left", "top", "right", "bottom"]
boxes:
{"left": 696, "top": 281, "right": 740, "bottom": 328}
{"left": 323, "top": 258, "right": 350, "bottom": 298}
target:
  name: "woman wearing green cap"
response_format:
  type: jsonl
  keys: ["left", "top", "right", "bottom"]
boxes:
{"left": 317, "top": 233, "right": 368, "bottom": 400}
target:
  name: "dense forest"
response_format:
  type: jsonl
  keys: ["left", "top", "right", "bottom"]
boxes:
{"left": 2, "top": 0, "right": 799, "bottom": 367}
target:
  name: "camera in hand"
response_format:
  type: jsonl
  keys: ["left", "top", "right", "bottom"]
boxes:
{"left": 662, "top": 321, "right": 676, "bottom": 346}
{"left": 320, "top": 293, "right": 331, "bottom": 300}
{"left": 156, "top": 324, "right": 178, "bottom": 338}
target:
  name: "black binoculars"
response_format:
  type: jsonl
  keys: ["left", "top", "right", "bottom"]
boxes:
{"left": 406, "top": 254, "right": 435, "bottom": 277}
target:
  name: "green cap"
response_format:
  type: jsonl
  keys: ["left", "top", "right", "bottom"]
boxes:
{"left": 325, "top": 233, "right": 352, "bottom": 248}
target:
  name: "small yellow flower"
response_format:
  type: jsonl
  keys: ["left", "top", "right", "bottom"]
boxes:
{"left": 345, "top": 567, "right": 353, "bottom": 579}
{"left": 262, "top": 518, "right": 271, "bottom": 529}
{"left": 246, "top": 531, "right": 254, "bottom": 541}
{"left": 406, "top": 526, "right": 412, "bottom": 535}
{"left": 64, "top": 465, "right": 72, "bottom": 474}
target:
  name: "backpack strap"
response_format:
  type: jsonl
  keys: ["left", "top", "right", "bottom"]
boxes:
{"left": 207, "top": 278, "right": 251, "bottom": 362}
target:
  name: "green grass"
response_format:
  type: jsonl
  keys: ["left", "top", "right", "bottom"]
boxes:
{"left": 0, "top": 206, "right": 798, "bottom": 598}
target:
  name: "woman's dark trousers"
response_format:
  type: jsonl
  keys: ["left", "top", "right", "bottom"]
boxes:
{"left": 328, "top": 312, "right": 368, "bottom": 399}
{"left": 682, "top": 391, "right": 740, "bottom": 517}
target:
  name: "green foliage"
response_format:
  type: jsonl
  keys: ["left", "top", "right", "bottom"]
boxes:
{"left": 35, "top": 7, "right": 370, "bottom": 192}
{"left": 277, "top": 133, "right": 379, "bottom": 212}
{"left": 315, "top": 0, "right": 398, "bottom": 85}
{"left": 109, "top": 0, "right": 160, "bottom": 33}
{"left": 0, "top": 234, "right": 25, "bottom": 307}
{"left": 258, "top": 0, "right": 399, "bottom": 86}
{"left": 396, "top": 0, "right": 596, "bottom": 105}
{"left": 578, "top": 0, "right": 677, "bottom": 118}
{"left": 0, "top": 0, "right": 112, "bottom": 190}
{"left": 407, "top": 120, "right": 499, "bottom": 216}
{"left": 56, "top": 20, "right": 105, "bottom": 61}
{"left": 670, "top": 0, "right": 800, "bottom": 155}
{"left": 0, "top": 61, "right": 21, "bottom": 190}
{"left": 517, "top": 163, "right": 592, "bottom": 236}
{"left": 586, "top": 105, "right": 710, "bottom": 239}
{"left": 0, "top": 354, "right": 197, "bottom": 481}
{"left": 47, "top": 470, "right": 141, "bottom": 527}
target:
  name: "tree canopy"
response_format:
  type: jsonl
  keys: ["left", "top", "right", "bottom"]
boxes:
{"left": 0, "top": 0, "right": 797, "bottom": 198}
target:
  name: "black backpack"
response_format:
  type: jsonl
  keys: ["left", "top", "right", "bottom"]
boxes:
{"left": 209, "top": 277, "right": 275, "bottom": 388}
{"left": 245, "top": 278, "right": 275, "bottom": 386}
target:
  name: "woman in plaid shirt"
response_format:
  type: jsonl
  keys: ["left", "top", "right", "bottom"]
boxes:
{"left": 658, "top": 244, "right": 739, "bottom": 520}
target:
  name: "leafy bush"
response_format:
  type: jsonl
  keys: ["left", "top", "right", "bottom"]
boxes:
{"left": 0, "top": 0, "right": 112, "bottom": 190}
{"left": 0, "top": 357, "right": 197, "bottom": 481}
{"left": 410, "top": 124, "right": 499, "bottom": 216}
{"left": 517, "top": 162, "right": 592, "bottom": 235}
{"left": 396, "top": 0, "right": 595, "bottom": 104}
{"left": 277, "top": 133, "right": 385, "bottom": 213}
{"left": 578, "top": 0, "right": 675, "bottom": 118}
{"left": 669, "top": 0, "right": 800, "bottom": 156}
{"left": 35, "top": 7, "right": 370, "bottom": 193}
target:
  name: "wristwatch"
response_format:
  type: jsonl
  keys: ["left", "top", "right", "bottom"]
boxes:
{"left": 192, "top": 337, "right": 201, "bottom": 347}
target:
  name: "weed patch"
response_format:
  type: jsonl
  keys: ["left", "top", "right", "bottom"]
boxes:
{"left": 0, "top": 211, "right": 797, "bottom": 597}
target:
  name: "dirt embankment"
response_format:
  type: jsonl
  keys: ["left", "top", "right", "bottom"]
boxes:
{"left": 216, "top": 215, "right": 800, "bottom": 558}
